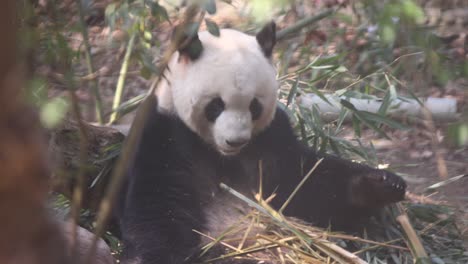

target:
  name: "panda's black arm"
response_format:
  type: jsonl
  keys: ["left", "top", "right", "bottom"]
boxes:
{"left": 254, "top": 107, "right": 407, "bottom": 231}
{"left": 117, "top": 106, "right": 203, "bottom": 264}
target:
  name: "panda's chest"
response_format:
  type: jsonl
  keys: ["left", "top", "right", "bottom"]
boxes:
{"left": 189, "top": 153, "right": 258, "bottom": 203}
{"left": 190, "top": 156, "right": 262, "bottom": 239}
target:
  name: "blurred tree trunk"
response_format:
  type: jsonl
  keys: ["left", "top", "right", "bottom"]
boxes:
{"left": 0, "top": 1, "right": 71, "bottom": 263}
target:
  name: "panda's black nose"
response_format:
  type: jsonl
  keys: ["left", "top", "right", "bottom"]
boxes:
{"left": 226, "top": 139, "right": 248, "bottom": 148}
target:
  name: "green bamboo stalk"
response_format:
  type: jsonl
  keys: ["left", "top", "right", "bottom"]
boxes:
{"left": 396, "top": 205, "right": 430, "bottom": 264}
{"left": 77, "top": 0, "right": 104, "bottom": 124}
{"left": 109, "top": 32, "right": 137, "bottom": 124}
{"left": 279, "top": 158, "right": 323, "bottom": 214}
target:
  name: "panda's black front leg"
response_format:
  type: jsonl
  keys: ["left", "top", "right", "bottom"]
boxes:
{"left": 117, "top": 100, "right": 205, "bottom": 264}
{"left": 119, "top": 171, "right": 205, "bottom": 264}
{"left": 347, "top": 164, "right": 406, "bottom": 208}
{"left": 258, "top": 107, "right": 407, "bottom": 231}
{"left": 274, "top": 150, "right": 406, "bottom": 232}
{"left": 299, "top": 153, "right": 407, "bottom": 206}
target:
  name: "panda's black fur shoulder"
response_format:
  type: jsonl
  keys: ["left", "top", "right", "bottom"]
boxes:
{"left": 116, "top": 97, "right": 406, "bottom": 264}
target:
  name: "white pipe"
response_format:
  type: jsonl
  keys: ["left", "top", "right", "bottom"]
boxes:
{"left": 298, "top": 94, "right": 458, "bottom": 122}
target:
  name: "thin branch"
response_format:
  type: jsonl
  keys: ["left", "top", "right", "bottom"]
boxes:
{"left": 68, "top": 85, "right": 89, "bottom": 257}
{"left": 276, "top": 8, "right": 336, "bottom": 40}
{"left": 77, "top": 0, "right": 104, "bottom": 124}
{"left": 49, "top": 0, "right": 90, "bottom": 258}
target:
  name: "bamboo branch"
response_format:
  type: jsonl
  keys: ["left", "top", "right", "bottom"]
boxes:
{"left": 396, "top": 204, "right": 431, "bottom": 264}
{"left": 108, "top": 32, "right": 137, "bottom": 125}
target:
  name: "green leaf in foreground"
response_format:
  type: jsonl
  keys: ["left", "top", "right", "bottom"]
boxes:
{"left": 205, "top": 18, "right": 220, "bottom": 37}
{"left": 203, "top": 0, "right": 217, "bottom": 15}
{"left": 40, "top": 97, "right": 69, "bottom": 129}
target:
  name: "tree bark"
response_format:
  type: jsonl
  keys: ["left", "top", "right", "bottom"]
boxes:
{"left": 0, "top": 1, "right": 71, "bottom": 263}
{"left": 0, "top": 2, "right": 114, "bottom": 263}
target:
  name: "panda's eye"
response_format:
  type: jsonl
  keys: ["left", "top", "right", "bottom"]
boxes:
{"left": 250, "top": 98, "right": 263, "bottom": 120}
{"left": 205, "top": 97, "right": 225, "bottom": 122}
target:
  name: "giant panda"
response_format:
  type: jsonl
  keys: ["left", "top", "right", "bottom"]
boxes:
{"left": 116, "top": 22, "right": 407, "bottom": 264}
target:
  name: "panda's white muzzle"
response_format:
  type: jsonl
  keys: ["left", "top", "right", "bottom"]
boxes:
{"left": 213, "top": 112, "right": 252, "bottom": 156}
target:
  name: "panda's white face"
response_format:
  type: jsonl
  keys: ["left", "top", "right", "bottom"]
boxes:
{"left": 157, "top": 26, "right": 278, "bottom": 156}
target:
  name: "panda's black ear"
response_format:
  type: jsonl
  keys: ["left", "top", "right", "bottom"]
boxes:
{"left": 172, "top": 24, "right": 204, "bottom": 61}
{"left": 256, "top": 21, "right": 276, "bottom": 58}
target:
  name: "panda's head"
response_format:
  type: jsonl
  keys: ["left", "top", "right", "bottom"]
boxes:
{"left": 157, "top": 22, "right": 278, "bottom": 156}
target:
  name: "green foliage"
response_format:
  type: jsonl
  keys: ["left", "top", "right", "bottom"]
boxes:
{"left": 51, "top": 194, "right": 122, "bottom": 253}
{"left": 105, "top": 0, "right": 172, "bottom": 80}
{"left": 205, "top": 18, "right": 220, "bottom": 36}
{"left": 355, "top": 0, "right": 465, "bottom": 86}
{"left": 447, "top": 122, "right": 468, "bottom": 147}
{"left": 26, "top": 80, "right": 69, "bottom": 130}
{"left": 277, "top": 51, "right": 410, "bottom": 164}
{"left": 40, "top": 97, "right": 70, "bottom": 129}
{"left": 250, "top": 0, "right": 289, "bottom": 22}
{"left": 203, "top": 0, "right": 217, "bottom": 15}
{"left": 377, "top": 0, "right": 425, "bottom": 44}
{"left": 22, "top": 25, "right": 76, "bottom": 129}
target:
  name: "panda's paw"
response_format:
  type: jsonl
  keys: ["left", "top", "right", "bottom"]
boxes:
{"left": 372, "top": 170, "right": 406, "bottom": 199}
{"left": 350, "top": 170, "right": 407, "bottom": 208}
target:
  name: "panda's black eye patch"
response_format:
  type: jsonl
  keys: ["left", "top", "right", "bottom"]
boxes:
{"left": 250, "top": 98, "right": 263, "bottom": 120}
{"left": 205, "top": 97, "right": 225, "bottom": 122}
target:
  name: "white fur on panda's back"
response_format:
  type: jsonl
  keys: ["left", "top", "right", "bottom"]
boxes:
{"left": 156, "top": 28, "right": 278, "bottom": 151}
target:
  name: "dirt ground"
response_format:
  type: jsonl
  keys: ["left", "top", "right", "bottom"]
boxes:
{"left": 354, "top": 124, "right": 468, "bottom": 244}
{"left": 327, "top": 117, "right": 468, "bottom": 256}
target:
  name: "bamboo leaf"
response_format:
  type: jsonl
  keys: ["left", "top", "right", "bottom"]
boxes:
{"left": 205, "top": 18, "right": 220, "bottom": 37}
{"left": 203, "top": 0, "right": 217, "bottom": 15}
{"left": 149, "top": 1, "right": 169, "bottom": 22}
{"left": 286, "top": 76, "right": 299, "bottom": 106}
